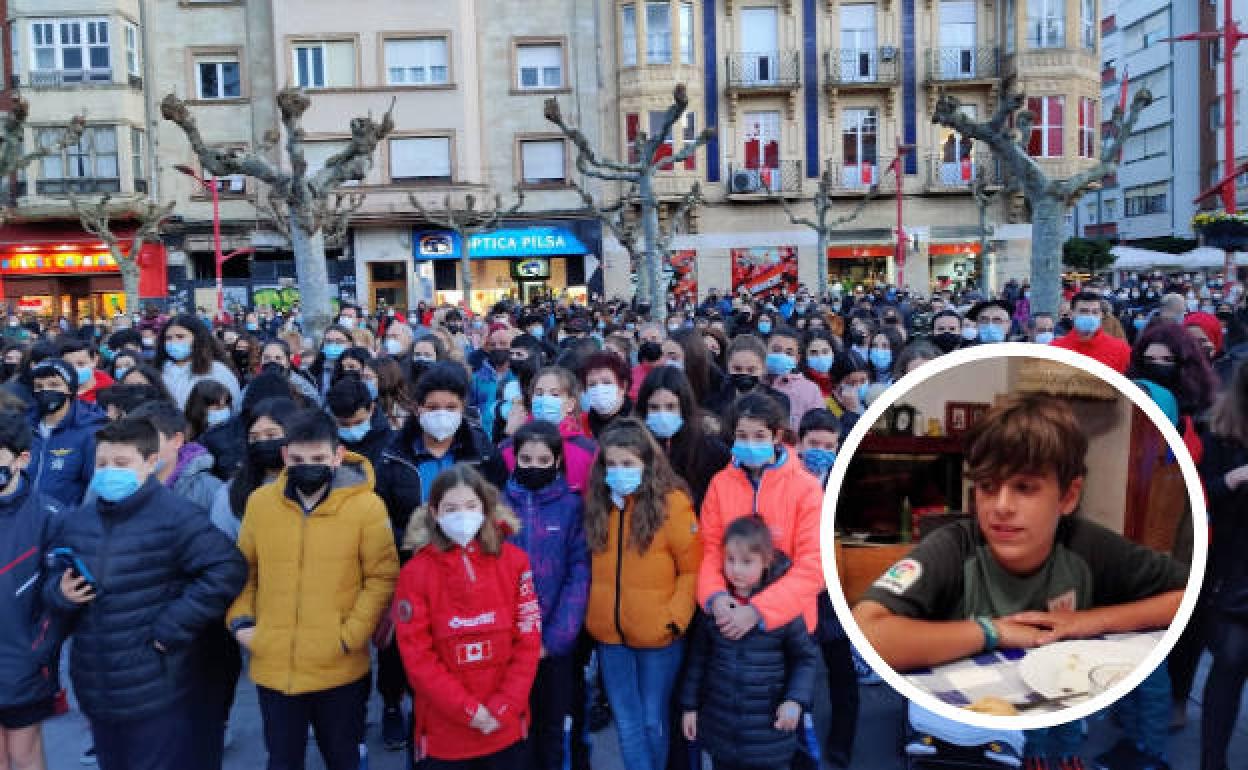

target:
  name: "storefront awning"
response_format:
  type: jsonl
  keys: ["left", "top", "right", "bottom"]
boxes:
{"left": 414, "top": 221, "right": 595, "bottom": 260}
{"left": 827, "top": 244, "right": 893, "bottom": 259}
{"left": 0, "top": 223, "right": 167, "bottom": 297}
{"left": 928, "top": 242, "right": 983, "bottom": 256}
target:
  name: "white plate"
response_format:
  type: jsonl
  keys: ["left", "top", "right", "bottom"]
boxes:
{"left": 1018, "top": 640, "right": 1146, "bottom": 699}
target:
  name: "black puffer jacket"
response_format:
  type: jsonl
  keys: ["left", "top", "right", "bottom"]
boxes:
{"left": 374, "top": 415, "right": 507, "bottom": 553}
{"left": 0, "top": 476, "right": 66, "bottom": 708}
{"left": 198, "top": 417, "right": 246, "bottom": 481}
{"left": 43, "top": 478, "right": 246, "bottom": 722}
{"left": 679, "top": 555, "right": 819, "bottom": 766}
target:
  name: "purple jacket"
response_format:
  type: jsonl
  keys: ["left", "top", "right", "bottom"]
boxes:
{"left": 503, "top": 475, "right": 589, "bottom": 657}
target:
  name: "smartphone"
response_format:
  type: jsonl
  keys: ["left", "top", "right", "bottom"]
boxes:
{"left": 48, "top": 547, "right": 96, "bottom": 590}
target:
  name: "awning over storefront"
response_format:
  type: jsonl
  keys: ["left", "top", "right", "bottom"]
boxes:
{"left": 827, "top": 244, "right": 892, "bottom": 259}
{"left": 0, "top": 223, "right": 167, "bottom": 298}
{"left": 413, "top": 219, "right": 600, "bottom": 260}
{"left": 928, "top": 242, "right": 983, "bottom": 256}
{"left": 1109, "top": 245, "right": 1248, "bottom": 270}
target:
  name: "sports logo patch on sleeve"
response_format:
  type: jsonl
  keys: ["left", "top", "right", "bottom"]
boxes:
{"left": 873, "top": 558, "right": 923, "bottom": 595}
{"left": 396, "top": 599, "right": 413, "bottom": 624}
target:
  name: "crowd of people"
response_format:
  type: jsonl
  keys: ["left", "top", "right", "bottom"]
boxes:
{"left": 0, "top": 270, "right": 1242, "bottom": 770}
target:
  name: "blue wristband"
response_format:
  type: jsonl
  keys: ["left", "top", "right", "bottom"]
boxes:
{"left": 974, "top": 616, "right": 999, "bottom": 652}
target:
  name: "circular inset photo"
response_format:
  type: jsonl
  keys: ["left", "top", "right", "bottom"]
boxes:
{"left": 821, "top": 343, "right": 1206, "bottom": 731}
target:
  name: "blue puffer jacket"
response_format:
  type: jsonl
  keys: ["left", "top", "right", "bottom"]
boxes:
{"left": 29, "top": 400, "right": 106, "bottom": 506}
{"left": 503, "top": 476, "right": 589, "bottom": 657}
{"left": 0, "top": 475, "right": 67, "bottom": 708}
{"left": 43, "top": 477, "right": 246, "bottom": 722}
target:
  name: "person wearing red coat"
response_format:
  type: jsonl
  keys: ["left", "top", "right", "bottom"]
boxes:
{"left": 395, "top": 464, "right": 542, "bottom": 768}
{"left": 1049, "top": 291, "right": 1131, "bottom": 374}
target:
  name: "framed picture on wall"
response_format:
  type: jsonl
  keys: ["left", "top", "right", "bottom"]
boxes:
{"left": 945, "top": 401, "right": 990, "bottom": 435}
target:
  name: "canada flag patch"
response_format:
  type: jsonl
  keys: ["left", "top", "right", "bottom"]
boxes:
{"left": 456, "top": 640, "right": 494, "bottom": 664}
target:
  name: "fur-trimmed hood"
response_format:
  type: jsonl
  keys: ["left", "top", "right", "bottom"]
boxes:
{"left": 402, "top": 498, "right": 521, "bottom": 555}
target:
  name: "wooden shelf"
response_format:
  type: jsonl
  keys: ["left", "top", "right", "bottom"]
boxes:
{"left": 834, "top": 540, "right": 914, "bottom": 605}
{"left": 859, "top": 434, "right": 964, "bottom": 454}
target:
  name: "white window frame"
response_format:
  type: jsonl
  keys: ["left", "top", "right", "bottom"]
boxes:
{"left": 291, "top": 40, "right": 355, "bottom": 90}
{"left": 130, "top": 127, "right": 146, "bottom": 193}
{"left": 29, "top": 18, "right": 111, "bottom": 81}
{"left": 1028, "top": 95, "right": 1064, "bottom": 158}
{"left": 37, "top": 125, "right": 120, "bottom": 193}
{"left": 678, "top": 1, "right": 695, "bottom": 64}
{"left": 646, "top": 1, "right": 672, "bottom": 64}
{"left": 621, "top": 5, "right": 637, "bottom": 66}
{"left": 124, "top": 22, "right": 140, "bottom": 77}
{"left": 389, "top": 136, "right": 452, "bottom": 182}
{"left": 520, "top": 139, "right": 566, "bottom": 185}
{"left": 1079, "top": 97, "right": 1096, "bottom": 158}
{"left": 383, "top": 38, "right": 449, "bottom": 86}
{"left": 195, "top": 58, "right": 241, "bottom": 100}
{"left": 1027, "top": 0, "right": 1065, "bottom": 49}
{"left": 516, "top": 43, "right": 563, "bottom": 90}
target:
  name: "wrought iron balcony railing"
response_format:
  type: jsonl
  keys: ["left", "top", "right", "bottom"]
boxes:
{"left": 925, "top": 46, "right": 999, "bottom": 82}
{"left": 824, "top": 48, "right": 900, "bottom": 86}
{"left": 726, "top": 51, "right": 801, "bottom": 89}
{"left": 725, "top": 160, "right": 803, "bottom": 196}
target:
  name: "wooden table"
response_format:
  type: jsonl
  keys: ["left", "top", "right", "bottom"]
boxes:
{"left": 834, "top": 540, "right": 914, "bottom": 605}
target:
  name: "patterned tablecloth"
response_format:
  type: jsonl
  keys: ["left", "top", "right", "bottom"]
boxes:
{"left": 904, "top": 630, "right": 1165, "bottom": 713}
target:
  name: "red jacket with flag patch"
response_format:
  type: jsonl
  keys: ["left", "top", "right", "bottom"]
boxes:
{"left": 395, "top": 538, "right": 542, "bottom": 761}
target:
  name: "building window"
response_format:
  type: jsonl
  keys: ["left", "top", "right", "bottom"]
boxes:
{"left": 196, "top": 58, "right": 241, "bottom": 100}
{"left": 683, "top": 111, "right": 697, "bottom": 170}
{"left": 621, "top": 5, "right": 637, "bottom": 66}
{"left": 1079, "top": 97, "right": 1096, "bottom": 158}
{"left": 679, "top": 1, "right": 694, "bottom": 64}
{"left": 292, "top": 40, "right": 354, "bottom": 89}
{"left": 384, "top": 38, "right": 448, "bottom": 86}
{"left": 30, "top": 18, "right": 111, "bottom": 82}
{"left": 1124, "top": 125, "right": 1169, "bottom": 163}
{"left": 649, "top": 111, "right": 675, "bottom": 167}
{"left": 300, "top": 140, "right": 358, "bottom": 187}
{"left": 840, "top": 108, "right": 878, "bottom": 187}
{"left": 646, "top": 1, "right": 672, "bottom": 64}
{"left": 390, "top": 137, "right": 452, "bottom": 182}
{"left": 520, "top": 139, "right": 565, "bottom": 184}
{"left": 131, "top": 128, "right": 145, "bottom": 194}
{"left": 1103, "top": 199, "right": 1117, "bottom": 219}
{"left": 124, "top": 22, "right": 140, "bottom": 77}
{"left": 1210, "top": 101, "right": 1222, "bottom": 131}
{"left": 1027, "top": 96, "right": 1064, "bottom": 157}
{"left": 1081, "top": 0, "right": 1096, "bottom": 50}
{"left": 625, "top": 112, "right": 640, "bottom": 163}
{"left": 207, "top": 170, "right": 246, "bottom": 196}
{"left": 516, "top": 43, "right": 562, "bottom": 90}
{"left": 36, "top": 125, "right": 119, "bottom": 194}
{"left": 1125, "top": 12, "right": 1168, "bottom": 53}
{"left": 1026, "top": 0, "right": 1065, "bottom": 49}
{"left": 1125, "top": 182, "right": 1168, "bottom": 217}
{"left": 1004, "top": 0, "right": 1015, "bottom": 55}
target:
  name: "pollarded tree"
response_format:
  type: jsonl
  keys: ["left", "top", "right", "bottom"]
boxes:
{"left": 408, "top": 191, "right": 525, "bottom": 313}
{"left": 932, "top": 88, "right": 1150, "bottom": 315}
{"left": 68, "top": 194, "right": 175, "bottom": 314}
{"left": 545, "top": 83, "right": 713, "bottom": 323}
{"left": 776, "top": 170, "right": 877, "bottom": 299}
{"left": 162, "top": 88, "right": 394, "bottom": 337}
{"left": 0, "top": 100, "right": 86, "bottom": 218}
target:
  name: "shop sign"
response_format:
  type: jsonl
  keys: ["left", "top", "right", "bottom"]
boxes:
{"left": 0, "top": 251, "right": 118, "bottom": 274}
{"left": 414, "top": 226, "right": 588, "bottom": 260}
{"left": 511, "top": 258, "right": 550, "bottom": 280}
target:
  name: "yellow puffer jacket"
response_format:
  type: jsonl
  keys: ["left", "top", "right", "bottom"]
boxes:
{"left": 585, "top": 489, "right": 702, "bottom": 648}
{"left": 226, "top": 453, "right": 399, "bottom": 694}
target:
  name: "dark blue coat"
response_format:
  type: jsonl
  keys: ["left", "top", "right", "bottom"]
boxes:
{"left": 679, "top": 556, "right": 819, "bottom": 767}
{"left": 0, "top": 476, "right": 66, "bottom": 708}
{"left": 502, "top": 476, "right": 590, "bottom": 657}
{"left": 29, "top": 400, "right": 107, "bottom": 506}
{"left": 43, "top": 478, "right": 246, "bottom": 722}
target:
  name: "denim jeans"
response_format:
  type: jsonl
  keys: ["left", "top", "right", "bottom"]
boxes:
{"left": 1112, "top": 663, "right": 1171, "bottom": 760}
{"left": 598, "top": 640, "right": 686, "bottom": 770}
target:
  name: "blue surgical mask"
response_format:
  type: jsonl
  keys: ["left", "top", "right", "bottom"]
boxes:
{"left": 857, "top": 382, "right": 870, "bottom": 406}
{"left": 765, "top": 352, "right": 796, "bottom": 376}
{"left": 75, "top": 366, "right": 95, "bottom": 388}
{"left": 91, "top": 466, "right": 142, "bottom": 503}
{"left": 322, "top": 343, "right": 346, "bottom": 360}
{"left": 338, "top": 421, "right": 371, "bottom": 443}
{"left": 978, "top": 324, "right": 1006, "bottom": 343}
{"left": 165, "top": 341, "right": 192, "bottom": 361}
{"left": 604, "top": 466, "right": 644, "bottom": 497}
{"left": 1073, "top": 315, "right": 1101, "bottom": 335}
{"left": 806, "top": 354, "right": 834, "bottom": 374}
{"left": 1035, "top": 332, "right": 1055, "bottom": 345}
{"left": 246, "top": 322, "right": 259, "bottom": 331}
{"left": 364, "top": 380, "right": 378, "bottom": 401}
{"left": 732, "top": 440, "right": 775, "bottom": 468}
{"left": 645, "top": 411, "right": 684, "bottom": 439}
{"left": 579, "top": 391, "right": 593, "bottom": 414}
{"left": 206, "top": 407, "right": 232, "bottom": 427}
{"left": 801, "top": 448, "right": 838, "bottom": 479}
{"left": 531, "top": 394, "right": 564, "bottom": 424}
{"left": 113, "top": 367, "right": 131, "bottom": 382}
{"left": 869, "top": 349, "right": 892, "bottom": 371}
{"left": 1133, "top": 318, "right": 1148, "bottom": 331}
{"left": 757, "top": 321, "right": 773, "bottom": 335}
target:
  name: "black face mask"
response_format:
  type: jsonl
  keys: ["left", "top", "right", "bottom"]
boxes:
{"left": 248, "top": 438, "right": 287, "bottom": 470}
{"left": 932, "top": 332, "right": 962, "bottom": 354}
{"left": 730, "top": 373, "right": 759, "bottom": 394}
{"left": 514, "top": 465, "right": 557, "bottom": 491}
{"left": 287, "top": 463, "right": 333, "bottom": 497}
{"left": 446, "top": 323, "right": 464, "bottom": 334}
{"left": 487, "top": 349, "right": 510, "bottom": 368}
{"left": 1139, "top": 361, "right": 1178, "bottom": 387}
{"left": 0, "top": 362, "right": 16, "bottom": 380}
{"left": 261, "top": 362, "right": 287, "bottom": 377}
{"left": 638, "top": 341, "right": 662, "bottom": 363}
{"left": 33, "top": 390, "right": 68, "bottom": 416}
{"left": 849, "top": 330, "right": 867, "bottom": 346}
{"left": 232, "top": 350, "right": 250, "bottom": 367}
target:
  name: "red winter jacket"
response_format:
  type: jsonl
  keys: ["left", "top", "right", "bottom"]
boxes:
{"left": 395, "top": 539, "right": 542, "bottom": 761}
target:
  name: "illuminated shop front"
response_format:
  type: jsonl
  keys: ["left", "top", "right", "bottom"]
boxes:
{"left": 827, "top": 244, "right": 894, "bottom": 288}
{"left": 0, "top": 225, "right": 167, "bottom": 320}
{"left": 412, "top": 219, "right": 600, "bottom": 314}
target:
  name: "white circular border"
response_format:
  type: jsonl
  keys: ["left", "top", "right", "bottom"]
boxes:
{"left": 820, "top": 342, "right": 1209, "bottom": 730}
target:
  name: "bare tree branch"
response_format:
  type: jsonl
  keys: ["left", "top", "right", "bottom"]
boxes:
{"left": 67, "top": 193, "right": 174, "bottom": 312}
{"left": 544, "top": 98, "right": 641, "bottom": 175}
{"left": 309, "top": 97, "right": 397, "bottom": 196}
{"left": 658, "top": 183, "right": 705, "bottom": 254}
{"left": 161, "top": 93, "right": 284, "bottom": 184}
{"left": 320, "top": 191, "right": 366, "bottom": 247}
{"left": 1058, "top": 89, "right": 1153, "bottom": 204}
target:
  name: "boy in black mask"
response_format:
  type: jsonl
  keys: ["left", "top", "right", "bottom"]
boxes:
{"left": 27, "top": 359, "right": 106, "bottom": 506}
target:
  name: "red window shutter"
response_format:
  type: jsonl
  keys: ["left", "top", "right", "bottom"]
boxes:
{"left": 1027, "top": 97, "right": 1042, "bottom": 156}
{"left": 626, "top": 113, "right": 640, "bottom": 163}
{"left": 764, "top": 139, "right": 779, "bottom": 168}
{"left": 1048, "top": 96, "right": 1064, "bottom": 157}
{"left": 745, "top": 138, "right": 760, "bottom": 169}
{"left": 653, "top": 140, "right": 673, "bottom": 169}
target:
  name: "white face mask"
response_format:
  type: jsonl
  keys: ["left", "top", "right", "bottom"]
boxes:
{"left": 383, "top": 338, "right": 405, "bottom": 356}
{"left": 419, "top": 409, "right": 462, "bottom": 441}
{"left": 438, "top": 509, "right": 484, "bottom": 548}
{"left": 587, "top": 383, "right": 621, "bottom": 415}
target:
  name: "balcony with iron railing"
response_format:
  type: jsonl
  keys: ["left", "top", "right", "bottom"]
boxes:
{"left": 725, "top": 51, "right": 801, "bottom": 91}
{"left": 925, "top": 46, "right": 999, "bottom": 84}
{"left": 924, "top": 152, "right": 1002, "bottom": 192}
{"left": 824, "top": 48, "right": 900, "bottom": 88}
{"left": 823, "top": 159, "right": 899, "bottom": 194}
{"left": 28, "top": 69, "right": 113, "bottom": 87}
{"left": 36, "top": 177, "right": 122, "bottom": 196}
{"left": 725, "top": 160, "right": 803, "bottom": 197}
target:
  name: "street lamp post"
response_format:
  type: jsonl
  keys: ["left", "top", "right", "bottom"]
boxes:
{"left": 174, "top": 164, "right": 253, "bottom": 318}
{"left": 886, "top": 139, "right": 916, "bottom": 289}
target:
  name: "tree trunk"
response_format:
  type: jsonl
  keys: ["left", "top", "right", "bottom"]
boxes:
{"left": 639, "top": 171, "right": 665, "bottom": 322}
{"left": 290, "top": 220, "right": 332, "bottom": 339}
{"left": 816, "top": 230, "right": 829, "bottom": 299}
{"left": 117, "top": 254, "right": 141, "bottom": 317}
{"left": 461, "top": 241, "right": 474, "bottom": 316}
{"left": 977, "top": 204, "right": 989, "bottom": 292}
{"left": 1029, "top": 195, "right": 1065, "bottom": 317}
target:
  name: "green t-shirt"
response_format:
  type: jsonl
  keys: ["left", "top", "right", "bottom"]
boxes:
{"left": 862, "top": 517, "right": 1188, "bottom": 620}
